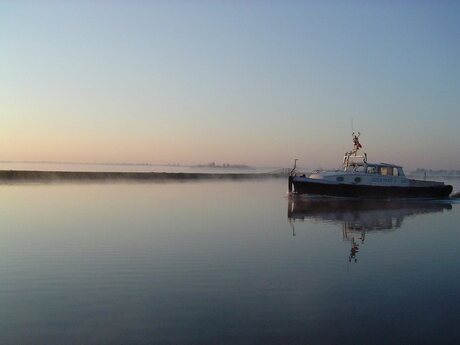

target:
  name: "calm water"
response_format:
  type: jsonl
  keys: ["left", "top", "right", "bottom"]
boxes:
{"left": 1, "top": 179, "right": 459, "bottom": 344}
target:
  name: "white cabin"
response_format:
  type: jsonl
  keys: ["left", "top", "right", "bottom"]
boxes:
{"left": 307, "top": 146, "right": 410, "bottom": 187}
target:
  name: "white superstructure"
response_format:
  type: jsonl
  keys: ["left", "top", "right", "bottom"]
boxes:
{"left": 295, "top": 132, "right": 410, "bottom": 187}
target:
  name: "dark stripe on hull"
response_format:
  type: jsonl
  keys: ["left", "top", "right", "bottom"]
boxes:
{"left": 292, "top": 180, "right": 453, "bottom": 199}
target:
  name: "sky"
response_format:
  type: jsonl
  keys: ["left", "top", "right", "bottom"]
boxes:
{"left": 1, "top": 1, "right": 460, "bottom": 170}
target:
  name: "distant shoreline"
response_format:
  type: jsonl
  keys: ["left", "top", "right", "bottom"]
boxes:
{"left": 0, "top": 170, "right": 286, "bottom": 182}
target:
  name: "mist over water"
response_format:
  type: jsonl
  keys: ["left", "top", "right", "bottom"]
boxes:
{"left": 1, "top": 179, "right": 460, "bottom": 344}
{"left": 0, "top": 162, "right": 276, "bottom": 174}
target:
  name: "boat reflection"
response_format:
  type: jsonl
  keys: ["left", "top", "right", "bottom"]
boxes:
{"left": 287, "top": 197, "right": 452, "bottom": 262}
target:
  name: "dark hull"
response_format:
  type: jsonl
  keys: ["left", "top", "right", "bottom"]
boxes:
{"left": 290, "top": 177, "right": 453, "bottom": 199}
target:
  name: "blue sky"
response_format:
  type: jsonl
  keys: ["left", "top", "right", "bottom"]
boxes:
{"left": 1, "top": 1, "right": 459, "bottom": 169}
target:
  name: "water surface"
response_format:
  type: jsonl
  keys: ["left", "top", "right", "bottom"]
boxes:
{"left": 1, "top": 179, "right": 459, "bottom": 344}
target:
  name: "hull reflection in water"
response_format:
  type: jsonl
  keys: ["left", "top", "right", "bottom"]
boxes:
{"left": 287, "top": 196, "right": 452, "bottom": 262}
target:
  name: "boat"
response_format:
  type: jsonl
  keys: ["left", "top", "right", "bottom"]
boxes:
{"left": 288, "top": 133, "right": 453, "bottom": 198}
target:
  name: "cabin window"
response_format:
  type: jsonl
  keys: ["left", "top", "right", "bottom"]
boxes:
{"left": 354, "top": 177, "right": 361, "bottom": 183}
{"left": 381, "top": 167, "right": 393, "bottom": 176}
{"left": 354, "top": 165, "right": 365, "bottom": 173}
{"left": 336, "top": 177, "right": 344, "bottom": 182}
{"left": 367, "top": 166, "right": 377, "bottom": 174}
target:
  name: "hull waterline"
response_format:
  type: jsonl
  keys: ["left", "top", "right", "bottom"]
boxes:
{"left": 289, "top": 176, "right": 453, "bottom": 199}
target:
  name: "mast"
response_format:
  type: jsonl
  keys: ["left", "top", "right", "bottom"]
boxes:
{"left": 343, "top": 132, "right": 366, "bottom": 171}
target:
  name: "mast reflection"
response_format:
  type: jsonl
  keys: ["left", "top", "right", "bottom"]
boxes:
{"left": 287, "top": 196, "right": 452, "bottom": 262}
